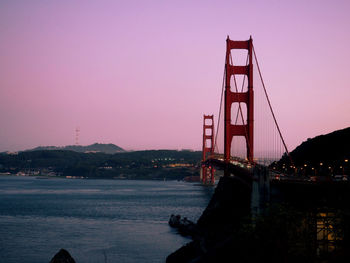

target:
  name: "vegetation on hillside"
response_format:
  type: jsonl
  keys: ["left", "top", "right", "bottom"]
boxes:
{"left": 274, "top": 127, "right": 350, "bottom": 175}
{"left": 0, "top": 150, "right": 202, "bottom": 180}
{"left": 27, "top": 143, "right": 125, "bottom": 154}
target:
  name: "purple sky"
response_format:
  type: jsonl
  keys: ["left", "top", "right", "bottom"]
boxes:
{"left": 1, "top": 0, "right": 350, "bottom": 152}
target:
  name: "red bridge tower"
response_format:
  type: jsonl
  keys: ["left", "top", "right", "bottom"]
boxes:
{"left": 224, "top": 36, "right": 254, "bottom": 163}
{"left": 202, "top": 115, "right": 215, "bottom": 184}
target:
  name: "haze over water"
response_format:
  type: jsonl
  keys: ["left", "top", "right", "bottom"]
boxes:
{"left": 0, "top": 176, "right": 213, "bottom": 263}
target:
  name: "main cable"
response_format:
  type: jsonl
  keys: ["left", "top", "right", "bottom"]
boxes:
{"left": 214, "top": 59, "right": 226, "bottom": 154}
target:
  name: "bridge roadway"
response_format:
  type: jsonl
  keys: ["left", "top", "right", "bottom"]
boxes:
{"left": 203, "top": 155, "right": 259, "bottom": 184}
{"left": 203, "top": 155, "right": 350, "bottom": 210}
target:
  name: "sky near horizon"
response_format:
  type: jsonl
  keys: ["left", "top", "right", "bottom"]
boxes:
{"left": 1, "top": 0, "right": 350, "bottom": 152}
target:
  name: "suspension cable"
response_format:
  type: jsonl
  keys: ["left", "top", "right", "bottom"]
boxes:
{"left": 214, "top": 61, "right": 226, "bottom": 153}
{"left": 252, "top": 44, "right": 293, "bottom": 165}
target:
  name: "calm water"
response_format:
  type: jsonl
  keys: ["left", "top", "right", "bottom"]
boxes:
{"left": 0, "top": 176, "right": 213, "bottom": 263}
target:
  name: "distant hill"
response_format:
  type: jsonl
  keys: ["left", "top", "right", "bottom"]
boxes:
{"left": 28, "top": 143, "right": 125, "bottom": 154}
{"left": 0, "top": 149, "right": 201, "bottom": 180}
{"left": 278, "top": 127, "right": 350, "bottom": 169}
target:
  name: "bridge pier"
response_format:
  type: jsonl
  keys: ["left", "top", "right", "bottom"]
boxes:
{"left": 251, "top": 166, "right": 270, "bottom": 216}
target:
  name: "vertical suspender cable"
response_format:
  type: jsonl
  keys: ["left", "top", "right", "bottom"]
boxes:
{"left": 252, "top": 45, "right": 293, "bottom": 165}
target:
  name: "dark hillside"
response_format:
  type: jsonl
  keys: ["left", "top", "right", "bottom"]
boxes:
{"left": 0, "top": 150, "right": 201, "bottom": 179}
{"left": 28, "top": 143, "right": 125, "bottom": 154}
{"left": 290, "top": 127, "right": 350, "bottom": 163}
{"left": 277, "top": 127, "right": 350, "bottom": 174}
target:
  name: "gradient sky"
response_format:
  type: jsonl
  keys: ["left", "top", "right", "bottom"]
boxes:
{"left": 1, "top": 0, "right": 350, "bottom": 152}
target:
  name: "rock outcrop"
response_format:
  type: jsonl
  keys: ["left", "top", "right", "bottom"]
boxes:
{"left": 169, "top": 214, "right": 198, "bottom": 237}
{"left": 49, "top": 249, "right": 76, "bottom": 263}
{"left": 167, "top": 175, "right": 252, "bottom": 263}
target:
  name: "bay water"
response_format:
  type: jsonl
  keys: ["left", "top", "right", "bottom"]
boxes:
{"left": 0, "top": 176, "right": 213, "bottom": 263}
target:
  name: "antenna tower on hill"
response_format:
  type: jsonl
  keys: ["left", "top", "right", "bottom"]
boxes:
{"left": 75, "top": 127, "right": 80, "bottom": 146}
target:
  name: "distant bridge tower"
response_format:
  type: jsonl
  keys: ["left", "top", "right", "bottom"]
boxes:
{"left": 224, "top": 36, "right": 254, "bottom": 163}
{"left": 202, "top": 115, "right": 215, "bottom": 184}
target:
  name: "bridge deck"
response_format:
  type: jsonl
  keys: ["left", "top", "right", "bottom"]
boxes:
{"left": 204, "top": 156, "right": 350, "bottom": 208}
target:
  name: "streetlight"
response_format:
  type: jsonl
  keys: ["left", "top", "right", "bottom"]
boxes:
{"left": 344, "top": 159, "right": 348, "bottom": 176}
{"left": 328, "top": 166, "right": 332, "bottom": 176}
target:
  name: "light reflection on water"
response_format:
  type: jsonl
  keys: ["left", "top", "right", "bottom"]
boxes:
{"left": 0, "top": 176, "right": 214, "bottom": 263}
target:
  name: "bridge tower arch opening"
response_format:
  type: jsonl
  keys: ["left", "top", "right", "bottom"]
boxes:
{"left": 224, "top": 36, "right": 254, "bottom": 163}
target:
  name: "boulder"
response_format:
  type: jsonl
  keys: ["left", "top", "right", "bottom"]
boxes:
{"left": 49, "top": 249, "right": 76, "bottom": 263}
{"left": 169, "top": 214, "right": 198, "bottom": 237}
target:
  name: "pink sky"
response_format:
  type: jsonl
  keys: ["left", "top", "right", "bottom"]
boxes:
{"left": 1, "top": 0, "right": 350, "bottom": 152}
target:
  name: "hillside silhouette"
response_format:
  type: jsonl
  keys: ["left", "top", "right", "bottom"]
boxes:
{"left": 277, "top": 127, "right": 350, "bottom": 174}
{"left": 28, "top": 143, "right": 125, "bottom": 154}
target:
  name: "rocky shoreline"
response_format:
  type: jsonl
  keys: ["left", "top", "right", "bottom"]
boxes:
{"left": 167, "top": 176, "right": 252, "bottom": 263}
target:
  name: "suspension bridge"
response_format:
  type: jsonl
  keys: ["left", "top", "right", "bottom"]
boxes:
{"left": 197, "top": 36, "right": 350, "bottom": 255}
{"left": 200, "top": 36, "right": 292, "bottom": 185}
{"left": 200, "top": 36, "right": 350, "bottom": 200}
